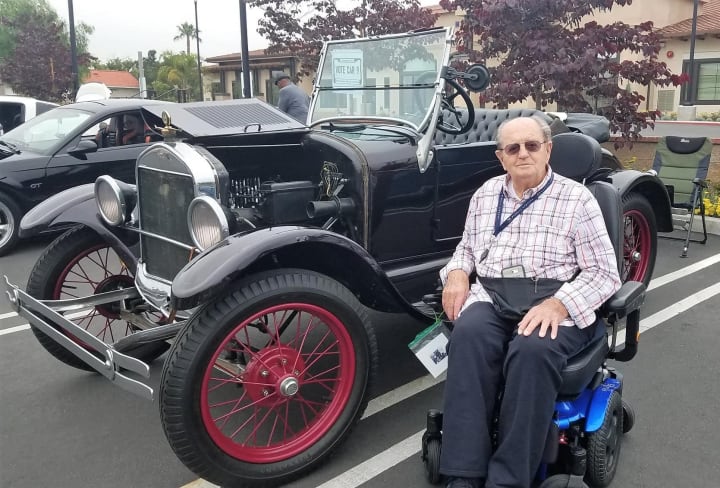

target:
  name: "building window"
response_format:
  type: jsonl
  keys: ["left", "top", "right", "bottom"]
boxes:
{"left": 680, "top": 58, "right": 720, "bottom": 105}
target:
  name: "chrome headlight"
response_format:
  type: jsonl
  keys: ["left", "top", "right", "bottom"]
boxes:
{"left": 95, "top": 175, "right": 135, "bottom": 226}
{"left": 187, "top": 196, "right": 229, "bottom": 250}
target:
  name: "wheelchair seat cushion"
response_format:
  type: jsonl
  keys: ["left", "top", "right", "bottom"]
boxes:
{"left": 558, "top": 331, "right": 609, "bottom": 397}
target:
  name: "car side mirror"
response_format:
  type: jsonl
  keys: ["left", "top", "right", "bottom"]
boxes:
{"left": 69, "top": 139, "right": 99, "bottom": 157}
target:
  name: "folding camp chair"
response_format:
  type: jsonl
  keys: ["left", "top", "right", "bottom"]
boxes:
{"left": 652, "top": 135, "right": 711, "bottom": 257}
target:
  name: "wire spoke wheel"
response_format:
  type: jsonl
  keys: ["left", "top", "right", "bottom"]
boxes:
{"left": 27, "top": 226, "right": 168, "bottom": 370}
{"left": 160, "top": 270, "right": 377, "bottom": 487}
{"left": 202, "top": 303, "right": 355, "bottom": 462}
{"left": 621, "top": 193, "right": 657, "bottom": 286}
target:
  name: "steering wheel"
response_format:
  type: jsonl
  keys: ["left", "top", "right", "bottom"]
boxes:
{"left": 412, "top": 72, "right": 475, "bottom": 135}
{"left": 437, "top": 78, "right": 475, "bottom": 135}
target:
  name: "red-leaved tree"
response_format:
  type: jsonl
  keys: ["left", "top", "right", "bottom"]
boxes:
{"left": 249, "top": 0, "right": 438, "bottom": 78}
{"left": 0, "top": 5, "right": 93, "bottom": 102}
{"left": 440, "top": 0, "right": 688, "bottom": 145}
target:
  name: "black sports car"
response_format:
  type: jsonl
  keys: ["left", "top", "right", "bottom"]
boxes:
{"left": 0, "top": 98, "right": 170, "bottom": 255}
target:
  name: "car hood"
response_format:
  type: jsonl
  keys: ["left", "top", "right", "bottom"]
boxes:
{"left": 142, "top": 98, "right": 307, "bottom": 139}
{"left": 0, "top": 148, "right": 46, "bottom": 169}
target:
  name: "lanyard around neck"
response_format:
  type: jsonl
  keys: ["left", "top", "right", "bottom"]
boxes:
{"left": 493, "top": 174, "right": 554, "bottom": 237}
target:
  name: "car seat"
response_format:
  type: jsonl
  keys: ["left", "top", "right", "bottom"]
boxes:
{"left": 421, "top": 132, "right": 646, "bottom": 488}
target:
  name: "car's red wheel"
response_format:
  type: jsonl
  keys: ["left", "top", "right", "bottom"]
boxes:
{"left": 160, "top": 269, "right": 377, "bottom": 487}
{"left": 621, "top": 193, "right": 657, "bottom": 287}
{"left": 27, "top": 226, "right": 169, "bottom": 370}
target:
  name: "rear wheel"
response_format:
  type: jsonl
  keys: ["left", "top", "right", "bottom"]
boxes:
{"left": 26, "top": 226, "right": 169, "bottom": 370}
{"left": 586, "top": 391, "right": 624, "bottom": 487}
{"left": 160, "top": 269, "right": 378, "bottom": 487}
{"left": 621, "top": 193, "right": 657, "bottom": 287}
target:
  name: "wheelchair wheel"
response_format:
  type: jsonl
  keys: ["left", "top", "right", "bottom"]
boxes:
{"left": 538, "top": 474, "right": 589, "bottom": 488}
{"left": 622, "top": 400, "right": 635, "bottom": 433}
{"left": 586, "top": 391, "right": 623, "bottom": 487}
{"left": 424, "top": 438, "right": 442, "bottom": 484}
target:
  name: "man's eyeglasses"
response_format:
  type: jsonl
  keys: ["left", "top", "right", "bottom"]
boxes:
{"left": 497, "top": 140, "right": 547, "bottom": 156}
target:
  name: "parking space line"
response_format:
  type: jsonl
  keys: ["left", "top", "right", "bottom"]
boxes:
{"left": 616, "top": 281, "right": 720, "bottom": 345}
{"left": 647, "top": 254, "right": 720, "bottom": 291}
{"left": 0, "top": 324, "right": 30, "bottom": 336}
{"left": 0, "top": 311, "right": 18, "bottom": 320}
{"left": 315, "top": 431, "right": 425, "bottom": 488}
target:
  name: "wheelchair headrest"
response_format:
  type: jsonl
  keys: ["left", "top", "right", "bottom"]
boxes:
{"left": 549, "top": 133, "right": 602, "bottom": 182}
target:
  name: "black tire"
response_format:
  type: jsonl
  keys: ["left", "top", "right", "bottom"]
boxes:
{"left": 26, "top": 226, "right": 169, "bottom": 371}
{"left": 622, "top": 400, "right": 635, "bottom": 434}
{"left": 538, "top": 474, "right": 589, "bottom": 488}
{"left": 159, "top": 269, "right": 378, "bottom": 487}
{"left": 0, "top": 190, "right": 21, "bottom": 257}
{"left": 586, "top": 391, "right": 623, "bottom": 487}
{"left": 621, "top": 192, "right": 657, "bottom": 287}
{"left": 424, "top": 438, "right": 442, "bottom": 485}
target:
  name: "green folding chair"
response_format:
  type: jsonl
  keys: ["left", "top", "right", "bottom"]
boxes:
{"left": 652, "top": 135, "right": 711, "bottom": 257}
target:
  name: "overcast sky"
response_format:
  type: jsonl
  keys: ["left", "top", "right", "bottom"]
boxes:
{"left": 47, "top": 0, "right": 270, "bottom": 62}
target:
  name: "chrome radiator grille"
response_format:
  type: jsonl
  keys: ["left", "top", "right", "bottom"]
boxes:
{"left": 138, "top": 167, "right": 195, "bottom": 281}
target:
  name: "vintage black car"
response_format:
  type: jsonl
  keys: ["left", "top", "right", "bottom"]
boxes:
{"left": 0, "top": 98, "right": 170, "bottom": 255}
{"left": 3, "top": 28, "right": 671, "bottom": 487}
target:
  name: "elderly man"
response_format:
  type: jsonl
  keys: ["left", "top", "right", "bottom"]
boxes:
{"left": 439, "top": 115, "right": 621, "bottom": 488}
{"left": 274, "top": 72, "right": 310, "bottom": 124}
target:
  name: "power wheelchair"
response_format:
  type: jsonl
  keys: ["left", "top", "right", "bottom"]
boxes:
{"left": 421, "top": 132, "right": 646, "bottom": 488}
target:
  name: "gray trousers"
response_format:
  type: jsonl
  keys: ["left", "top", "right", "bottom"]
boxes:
{"left": 439, "top": 301, "right": 599, "bottom": 488}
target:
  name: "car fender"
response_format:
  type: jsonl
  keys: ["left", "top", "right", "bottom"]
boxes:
{"left": 19, "top": 183, "right": 138, "bottom": 273}
{"left": 585, "top": 377, "right": 622, "bottom": 433}
{"left": 171, "top": 225, "right": 430, "bottom": 321}
{"left": 608, "top": 169, "right": 673, "bottom": 232}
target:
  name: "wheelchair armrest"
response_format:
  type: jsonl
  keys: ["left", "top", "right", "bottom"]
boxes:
{"left": 601, "top": 281, "right": 646, "bottom": 318}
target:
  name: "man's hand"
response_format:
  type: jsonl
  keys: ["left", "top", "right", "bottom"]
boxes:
{"left": 442, "top": 270, "right": 470, "bottom": 321}
{"left": 517, "top": 297, "right": 569, "bottom": 340}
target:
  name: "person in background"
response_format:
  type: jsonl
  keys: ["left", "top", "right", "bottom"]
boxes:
{"left": 439, "top": 115, "right": 621, "bottom": 488}
{"left": 273, "top": 72, "right": 310, "bottom": 124}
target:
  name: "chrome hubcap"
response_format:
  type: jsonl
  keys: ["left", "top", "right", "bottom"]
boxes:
{"left": 279, "top": 376, "right": 299, "bottom": 397}
{"left": 0, "top": 201, "right": 14, "bottom": 248}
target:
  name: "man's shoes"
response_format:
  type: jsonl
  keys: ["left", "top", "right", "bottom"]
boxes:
{"left": 445, "top": 476, "right": 483, "bottom": 488}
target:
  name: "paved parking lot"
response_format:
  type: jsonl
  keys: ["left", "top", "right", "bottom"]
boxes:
{"left": 1, "top": 233, "right": 719, "bottom": 488}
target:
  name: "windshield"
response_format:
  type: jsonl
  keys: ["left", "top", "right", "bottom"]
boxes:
{"left": 0, "top": 107, "right": 92, "bottom": 155}
{"left": 309, "top": 28, "right": 450, "bottom": 131}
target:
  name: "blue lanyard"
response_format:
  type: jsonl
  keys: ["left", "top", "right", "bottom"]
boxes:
{"left": 493, "top": 174, "right": 554, "bottom": 237}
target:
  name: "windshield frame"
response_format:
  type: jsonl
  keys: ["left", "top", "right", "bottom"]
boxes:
{"left": 308, "top": 28, "right": 452, "bottom": 134}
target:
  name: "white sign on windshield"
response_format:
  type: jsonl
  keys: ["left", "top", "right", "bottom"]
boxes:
{"left": 331, "top": 49, "right": 364, "bottom": 89}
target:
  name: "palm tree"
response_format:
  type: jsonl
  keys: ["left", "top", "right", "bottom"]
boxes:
{"left": 174, "top": 22, "right": 201, "bottom": 54}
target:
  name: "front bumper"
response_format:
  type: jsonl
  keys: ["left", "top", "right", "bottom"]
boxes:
{"left": 3, "top": 276, "right": 183, "bottom": 400}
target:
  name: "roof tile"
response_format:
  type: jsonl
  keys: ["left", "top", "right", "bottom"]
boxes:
{"left": 83, "top": 70, "right": 139, "bottom": 88}
{"left": 658, "top": 0, "right": 720, "bottom": 37}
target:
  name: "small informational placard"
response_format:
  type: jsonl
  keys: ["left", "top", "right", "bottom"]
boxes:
{"left": 331, "top": 49, "right": 364, "bottom": 89}
{"left": 408, "top": 319, "right": 450, "bottom": 378}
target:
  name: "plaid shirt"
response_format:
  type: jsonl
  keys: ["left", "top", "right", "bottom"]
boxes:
{"left": 440, "top": 168, "right": 621, "bottom": 328}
